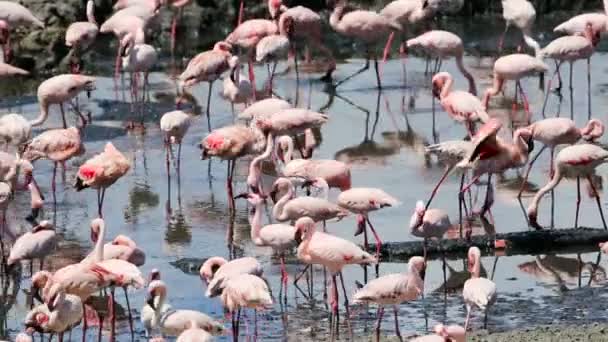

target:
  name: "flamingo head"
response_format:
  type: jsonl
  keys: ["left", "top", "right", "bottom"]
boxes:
{"left": 32, "top": 220, "right": 53, "bottom": 233}
{"left": 234, "top": 192, "right": 266, "bottom": 208}
{"left": 149, "top": 268, "right": 161, "bottom": 282}
{"left": 275, "top": 135, "right": 292, "bottom": 163}
{"left": 467, "top": 246, "right": 481, "bottom": 274}
{"left": 89, "top": 218, "right": 104, "bottom": 242}
{"left": 24, "top": 312, "right": 48, "bottom": 332}
{"left": 270, "top": 177, "right": 292, "bottom": 202}
{"left": 294, "top": 217, "right": 315, "bottom": 244}
{"left": 279, "top": 15, "right": 295, "bottom": 38}
{"left": 268, "top": 0, "right": 285, "bottom": 19}
{"left": 408, "top": 200, "right": 425, "bottom": 232}
{"left": 146, "top": 280, "right": 167, "bottom": 310}
{"left": 431, "top": 72, "right": 450, "bottom": 99}
{"left": 199, "top": 256, "right": 227, "bottom": 283}
{"left": 213, "top": 41, "right": 233, "bottom": 54}
{"left": 436, "top": 324, "right": 466, "bottom": 342}
{"left": 30, "top": 271, "right": 51, "bottom": 303}
{"left": 408, "top": 256, "right": 426, "bottom": 279}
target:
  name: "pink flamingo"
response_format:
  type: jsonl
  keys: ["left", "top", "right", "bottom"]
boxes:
{"left": 74, "top": 142, "right": 131, "bottom": 217}
{"left": 221, "top": 274, "right": 272, "bottom": 340}
{"left": 409, "top": 201, "right": 450, "bottom": 258}
{"left": 176, "top": 321, "right": 213, "bottom": 342}
{"left": 542, "top": 23, "right": 598, "bottom": 117}
{"left": 99, "top": 13, "right": 146, "bottom": 79}
{"left": 353, "top": 256, "right": 425, "bottom": 341}
{"left": 255, "top": 108, "right": 328, "bottom": 137}
{"left": 516, "top": 117, "right": 604, "bottom": 198}
{"left": 499, "top": 0, "right": 537, "bottom": 52}
{"left": 457, "top": 119, "right": 533, "bottom": 219}
{"left": 337, "top": 187, "right": 400, "bottom": 261}
{"left": 481, "top": 53, "right": 547, "bottom": 121}
{"left": 255, "top": 17, "right": 292, "bottom": 89}
{"left": 222, "top": 56, "right": 253, "bottom": 113}
{"left": 120, "top": 28, "right": 158, "bottom": 103}
{"left": 294, "top": 216, "right": 377, "bottom": 338}
{"left": 554, "top": 13, "right": 607, "bottom": 36}
{"left": 237, "top": 98, "right": 291, "bottom": 122}
{"left": 198, "top": 124, "right": 265, "bottom": 209}
{"left": 270, "top": 177, "right": 349, "bottom": 223}
{"left": 431, "top": 71, "right": 488, "bottom": 136}
{"left": 167, "top": 0, "right": 193, "bottom": 54}
{"left": 200, "top": 256, "right": 263, "bottom": 297}
{"left": 463, "top": 247, "right": 497, "bottom": 331}
{"left": 527, "top": 143, "right": 608, "bottom": 230}
{"left": 146, "top": 280, "right": 225, "bottom": 336}
{"left": 160, "top": 110, "right": 191, "bottom": 173}
{"left": 25, "top": 283, "right": 83, "bottom": 341}
{"left": 0, "top": 61, "right": 28, "bottom": 77}
{"left": 65, "top": 0, "right": 98, "bottom": 73}
{"left": 246, "top": 134, "right": 273, "bottom": 195}
{"left": 7, "top": 220, "right": 56, "bottom": 274}
{"left": 0, "top": 1, "right": 44, "bottom": 62}
{"left": 406, "top": 31, "right": 477, "bottom": 95}
{"left": 410, "top": 324, "right": 466, "bottom": 342}
{"left": 82, "top": 220, "right": 145, "bottom": 266}
{"left": 37, "top": 74, "right": 96, "bottom": 128}
{"left": 178, "top": 41, "right": 233, "bottom": 130}
{"left": 237, "top": 192, "right": 295, "bottom": 296}
{"left": 24, "top": 125, "right": 86, "bottom": 201}
{"left": 328, "top": 0, "right": 401, "bottom": 88}
{"left": 271, "top": 0, "right": 336, "bottom": 80}
{"left": 277, "top": 135, "right": 351, "bottom": 191}
{"left": 225, "top": 19, "right": 278, "bottom": 95}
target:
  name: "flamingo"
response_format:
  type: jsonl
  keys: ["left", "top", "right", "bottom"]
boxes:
{"left": 120, "top": 27, "right": 158, "bottom": 103}
{"left": 463, "top": 246, "right": 497, "bottom": 331}
{"left": 74, "top": 142, "right": 131, "bottom": 217}
{"left": 99, "top": 13, "right": 147, "bottom": 79}
{"left": 328, "top": 0, "right": 401, "bottom": 88}
{"left": 24, "top": 124, "right": 86, "bottom": 201}
{"left": 25, "top": 283, "right": 83, "bottom": 341}
{"left": 146, "top": 280, "right": 225, "bottom": 336}
{"left": 456, "top": 119, "right": 533, "bottom": 219}
{"left": 541, "top": 23, "right": 599, "bottom": 117}
{"left": 255, "top": 108, "right": 328, "bottom": 137}
{"left": 499, "top": 0, "right": 537, "bottom": 53}
{"left": 246, "top": 134, "right": 273, "bottom": 195}
{"left": 237, "top": 98, "right": 291, "bottom": 123}
{"left": 7, "top": 220, "right": 56, "bottom": 274}
{"left": 65, "top": 0, "right": 98, "bottom": 73}
{"left": 82, "top": 219, "right": 145, "bottom": 266}
{"left": 160, "top": 110, "right": 191, "bottom": 173}
{"left": 222, "top": 56, "right": 253, "bottom": 114}
{"left": 353, "top": 256, "right": 425, "bottom": 341}
{"left": 255, "top": 19, "right": 292, "bottom": 89}
{"left": 270, "top": 177, "right": 349, "bottom": 223}
{"left": 236, "top": 192, "right": 296, "bottom": 296}
{"left": 142, "top": 270, "right": 172, "bottom": 338}
{"left": 409, "top": 200, "right": 450, "bottom": 259}
{"left": 167, "top": 0, "right": 193, "bottom": 54}
{"left": 410, "top": 324, "right": 466, "bottom": 342}
{"left": 516, "top": 118, "right": 604, "bottom": 198}
{"left": 178, "top": 41, "right": 233, "bottom": 130}
{"left": 225, "top": 19, "right": 278, "bottom": 97}
{"left": 200, "top": 256, "right": 263, "bottom": 297}
{"left": 15, "top": 329, "right": 34, "bottom": 342}
{"left": 431, "top": 71, "right": 488, "bottom": 136}
{"left": 221, "top": 274, "right": 272, "bottom": 340}
{"left": 337, "top": 187, "right": 400, "bottom": 261}
{"left": 37, "top": 74, "right": 96, "bottom": 129}
{"left": 554, "top": 13, "right": 608, "bottom": 36}
{"left": 527, "top": 143, "right": 608, "bottom": 230}
{"left": 277, "top": 135, "right": 351, "bottom": 191}
{"left": 0, "top": 1, "right": 44, "bottom": 62}
{"left": 406, "top": 31, "right": 477, "bottom": 95}
{"left": 0, "top": 61, "right": 28, "bottom": 77}
{"left": 271, "top": 1, "right": 336, "bottom": 80}
{"left": 294, "top": 217, "right": 377, "bottom": 338}
{"left": 481, "top": 52, "right": 548, "bottom": 121}
{"left": 176, "top": 321, "right": 213, "bottom": 342}
{"left": 198, "top": 124, "right": 265, "bottom": 209}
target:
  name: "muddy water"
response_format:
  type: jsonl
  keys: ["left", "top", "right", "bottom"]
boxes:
{"left": 1, "top": 16, "right": 608, "bottom": 341}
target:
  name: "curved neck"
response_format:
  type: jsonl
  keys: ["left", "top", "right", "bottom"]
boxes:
{"left": 315, "top": 178, "right": 329, "bottom": 200}
{"left": 155, "top": 290, "right": 167, "bottom": 315}
{"left": 581, "top": 119, "right": 605, "bottom": 140}
{"left": 523, "top": 33, "right": 542, "bottom": 59}
{"left": 248, "top": 134, "right": 273, "bottom": 190}
{"left": 471, "top": 257, "right": 481, "bottom": 278}
{"left": 329, "top": 4, "right": 345, "bottom": 29}
{"left": 440, "top": 76, "right": 453, "bottom": 99}
{"left": 455, "top": 55, "right": 477, "bottom": 96}
{"left": 529, "top": 168, "right": 563, "bottom": 219}
{"left": 94, "top": 221, "right": 106, "bottom": 262}
{"left": 249, "top": 200, "right": 264, "bottom": 244}
{"left": 86, "top": 0, "right": 97, "bottom": 25}
{"left": 272, "top": 182, "right": 294, "bottom": 221}
{"left": 30, "top": 103, "right": 49, "bottom": 127}
{"left": 278, "top": 135, "right": 294, "bottom": 163}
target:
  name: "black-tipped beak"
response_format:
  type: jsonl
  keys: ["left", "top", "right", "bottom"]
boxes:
{"left": 146, "top": 295, "right": 156, "bottom": 310}
{"left": 200, "top": 148, "right": 209, "bottom": 160}
{"left": 300, "top": 180, "right": 314, "bottom": 189}
{"left": 294, "top": 229, "right": 302, "bottom": 244}
{"left": 74, "top": 177, "right": 88, "bottom": 191}
{"left": 422, "top": 0, "right": 429, "bottom": 8}
{"left": 46, "top": 300, "right": 55, "bottom": 312}
{"left": 26, "top": 208, "right": 40, "bottom": 225}
{"left": 354, "top": 219, "right": 366, "bottom": 236}
{"left": 432, "top": 86, "right": 441, "bottom": 99}
{"left": 31, "top": 286, "right": 43, "bottom": 303}
{"left": 529, "top": 214, "right": 542, "bottom": 230}
{"left": 270, "top": 190, "right": 277, "bottom": 203}
{"left": 249, "top": 184, "right": 260, "bottom": 194}
{"left": 233, "top": 193, "right": 248, "bottom": 200}
{"left": 420, "top": 264, "right": 426, "bottom": 280}
{"left": 526, "top": 137, "right": 535, "bottom": 153}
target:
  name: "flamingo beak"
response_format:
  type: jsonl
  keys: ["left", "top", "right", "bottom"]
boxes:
{"left": 300, "top": 180, "right": 314, "bottom": 189}
{"left": 528, "top": 213, "right": 543, "bottom": 230}
{"left": 233, "top": 193, "right": 249, "bottom": 200}
{"left": 269, "top": 190, "right": 277, "bottom": 203}
{"left": 146, "top": 294, "right": 156, "bottom": 310}
{"left": 432, "top": 84, "right": 441, "bottom": 99}
{"left": 31, "top": 285, "right": 43, "bottom": 303}
{"left": 249, "top": 184, "right": 259, "bottom": 194}
{"left": 294, "top": 229, "right": 303, "bottom": 244}
{"left": 419, "top": 263, "right": 426, "bottom": 280}
{"left": 526, "top": 137, "right": 535, "bottom": 153}
{"left": 26, "top": 208, "right": 40, "bottom": 224}
{"left": 354, "top": 217, "right": 366, "bottom": 236}
{"left": 422, "top": 0, "right": 429, "bottom": 8}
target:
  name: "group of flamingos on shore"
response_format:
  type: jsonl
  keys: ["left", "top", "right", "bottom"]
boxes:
{"left": 2, "top": 0, "right": 608, "bottom": 340}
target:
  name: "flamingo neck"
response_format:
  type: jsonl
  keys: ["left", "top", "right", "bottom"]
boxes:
{"left": 248, "top": 135, "right": 273, "bottom": 191}
{"left": 249, "top": 200, "right": 264, "bottom": 244}
{"left": 329, "top": 4, "right": 345, "bottom": 30}
{"left": 94, "top": 220, "right": 106, "bottom": 263}
{"left": 581, "top": 119, "right": 605, "bottom": 141}
{"left": 455, "top": 55, "right": 477, "bottom": 96}
{"left": 314, "top": 178, "right": 329, "bottom": 200}
{"left": 528, "top": 168, "right": 563, "bottom": 221}
{"left": 30, "top": 102, "right": 49, "bottom": 127}
{"left": 272, "top": 181, "right": 294, "bottom": 221}
{"left": 471, "top": 258, "right": 481, "bottom": 278}
{"left": 523, "top": 33, "right": 542, "bottom": 59}
{"left": 279, "top": 135, "right": 294, "bottom": 164}
{"left": 154, "top": 290, "right": 167, "bottom": 316}
{"left": 439, "top": 76, "right": 453, "bottom": 99}
{"left": 86, "top": 0, "right": 97, "bottom": 25}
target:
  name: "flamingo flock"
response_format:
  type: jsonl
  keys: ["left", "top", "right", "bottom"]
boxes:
{"left": 1, "top": 0, "right": 608, "bottom": 340}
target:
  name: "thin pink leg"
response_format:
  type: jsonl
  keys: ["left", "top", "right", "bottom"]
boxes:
{"left": 170, "top": 13, "right": 177, "bottom": 54}
{"left": 365, "top": 217, "right": 382, "bottom": 260}
{"left": 248, "top": 57, "right": 256, "bottom": 101}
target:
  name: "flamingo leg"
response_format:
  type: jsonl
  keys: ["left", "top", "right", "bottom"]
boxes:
{"left": 280, "top": 255, "right": 287, "bottom": 303}
{"left": 464, "top": 305, "right": 472, "bottom": 331}
{"left": 517, "top": 145, "right": 547, "bottom": 198}
{"left": 335, "top": 49, "right": 370, "bottom": 87}
{"left": 60, "top": 104, "right": 68, "bottom": 129}
{"left": 575, "top": 177, "right": 581, "bottom": 229}
{"left": 109, "top": 287, "right": 116, "bottom": 342}
{"left": 569, "top": 61, "right": 574, "bottom": 119}
{"left": 541, "top": 61, "right": 561, "bottom": 117}
{"left": 516, "top": 82, "right": 531, "bottom": 124}
{"left": 170, "top": 10, "right": 178, "bottom": 55}
{"left": 459, "top": 172, "right": 466, "bottom": 238}
{"left": 373, "top": 53, "right": 382, "bottom": 90}
{"left": 365, "top": 217, "right": 382, "bottom": 275}
{"left": 374, "top": 306, "right": 384, "bottom": 342}
{"left": 114, "top": 44, "right": 121, "bottom": 81}
{"left": 587, "top": 57, "right": 592, "bottom": 119}
{"left": 331, "top": 275, "right": 339, "bottom": 339}
{"left": 248, "top": 53, "right": 257, "bottom": 101}
{"left": 480, "top": 174, "right": 493, "bottom": 217}
{"left": 498, "top": 23, "right": 509, "bottom": 54}
{"left": 205, "top": 81, "right": 214, "bottom": 132}
{"left": 587, "top": 175, "right": 608, "bottom": 230}
{"left": 338, "top": 271, "right": 352, "bottom": 338}
{"left": 393, "top": 306, "right": 402, "bottom": 341}
{"left": 81, "top": 303, "right": 87, "bottom": 342}
{"left": 51, "top": 162, "right": 57, "bottom": 204}
{"left": 123, "top": 287, "right": 134, "bottom": 340}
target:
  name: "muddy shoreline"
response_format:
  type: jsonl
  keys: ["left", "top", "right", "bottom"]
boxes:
{"left": 469, "top": 323, "right": 608, "bottom": 341}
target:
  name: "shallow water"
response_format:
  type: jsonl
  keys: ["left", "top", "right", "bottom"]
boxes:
{"left": 1, "top": 15, "right": 608, "bottom": 342}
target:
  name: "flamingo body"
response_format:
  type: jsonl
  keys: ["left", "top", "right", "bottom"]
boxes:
{"left": 7, "top": 221, "right": 56, "bottom": 267}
